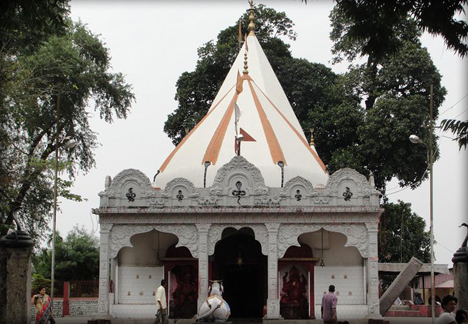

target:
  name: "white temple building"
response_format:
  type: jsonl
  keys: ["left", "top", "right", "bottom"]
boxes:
{"left": 95, "top": 5, "right": 382, "bottom": 321}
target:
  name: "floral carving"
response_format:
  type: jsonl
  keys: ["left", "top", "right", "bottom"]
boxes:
{"left": 109, "top": 224, "right": 199, "bottom": 258}
{"left": 211, "top": 156, "right": 267, "bottom": 193}
{"left": 280, "top": 176, "right": 314, "bottom": 197}
{"left": 277, "top": 224, "right": 369, "bottom": 258}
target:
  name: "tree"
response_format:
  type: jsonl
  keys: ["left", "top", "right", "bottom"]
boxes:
{"left": 32, "top": 226, "right": 99, "bottom": 291}
{"left": 329, "top": 0, "right": 468, "bottom": 60}
{"left": 379, "top": 201, "right": 431, "bottom": 290}
{"left": 379, "top": 201, "right": 430, "bottom": 264}
{"left": 440, "top": 118, "right": 467, "bottom": 150}
{"left": 322, "top": 10, "right": 446, "bottom": 193}
{"left": 329, "top": 0, "right": 468, "bottom": 154}
{"left": 0, "top": 6, "right": 135, "bottom": 241}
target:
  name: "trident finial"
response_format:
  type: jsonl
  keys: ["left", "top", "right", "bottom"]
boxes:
{"left": 248, "top": 0, "right": 255, "bottom": 36}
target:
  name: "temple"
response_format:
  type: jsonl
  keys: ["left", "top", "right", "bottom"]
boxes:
{"left": 94, "top": 4, "right": 382, "bottom": 320}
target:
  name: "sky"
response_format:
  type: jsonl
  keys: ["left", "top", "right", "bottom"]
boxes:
{"left": 63, "top": 1, "right": 468, "bottom": 268}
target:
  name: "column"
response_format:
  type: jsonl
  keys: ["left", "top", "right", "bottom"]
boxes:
{"left": 98, "top": 224, "right": 112, "bottom": 315}
{"left": 0, "top": 230, "right": 34, "bottom": 323}
{"left": 365, "top": 222, "right": 382, "bottom": 319}
{"left": 265, "top": 223, "right": 280, "bottom": 319}
{"left": 196, "top": 223, "right": 211, "bottom": 311}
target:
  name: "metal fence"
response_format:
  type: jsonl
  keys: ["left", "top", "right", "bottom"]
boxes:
{"left": 51, "top": 280, "right": 99, "bottom": 297}
{"left": 69, "top": 280, "right": 99, "bottom": 297}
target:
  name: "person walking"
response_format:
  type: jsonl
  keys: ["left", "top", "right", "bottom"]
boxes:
{"left": 321, "top": 285, "right": 338, "bottom": 324}
{"left": 437, "top": 295, "right": 458, "bottom": 324}
{"left": 155, "top": 279, "right": 168, "bottom": 324}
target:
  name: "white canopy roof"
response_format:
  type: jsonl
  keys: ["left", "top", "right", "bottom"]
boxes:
{"left": 155, "top": 32, "right": 328, "bottom": 190}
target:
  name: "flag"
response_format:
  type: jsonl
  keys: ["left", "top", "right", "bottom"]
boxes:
{"left": 240, "top": 128, "right": 256, "bottom": 142}
{"left": 236, "top": 70, "right": 243, "bottom": 94}
{"left": 234, "top": 102, "right": 241, "bottom": 124}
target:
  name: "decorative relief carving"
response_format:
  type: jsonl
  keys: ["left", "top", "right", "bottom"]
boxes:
{"left": 97, "top": 299, "right": 108, "bottom": 314}
{"left": 266, "top": 299, "right": 280, "bottom": 318}
{"left": 100, "top": 224, "right": 112, "bottom": 233}
{"left": 280, "top": 176, "right": 314, "bottom": 197}
{"left": 278, "top": 224, "right": 369, "bottom": 258}
{"left": 162, "top": 178, "right": 199, "bottom": 200}
{"left": 198, "top": 196, "right": 218, "bottom": 206}
{"left": 207, "top": 224, "right": 268, "bottom": 256}
{"left": 105, "top": 169, "right": 156, "bottom": 202}
{"left": 254, "top": 195, "right": 281, "bottom": 207}
{"left": 326, "top": 168, "right": 380, "bottom": 200}
{"left": 109, "top": 224, "right": 199, "bottom": 258}
{"left": 211, "top": 156, "right": 267, "bottom": 195}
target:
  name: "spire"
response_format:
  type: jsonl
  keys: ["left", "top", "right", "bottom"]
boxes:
{"left": 248, "top": 0, "right": 255, "bottom": 36}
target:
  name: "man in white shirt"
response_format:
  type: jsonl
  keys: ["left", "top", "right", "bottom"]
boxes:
{"left": 155, "top": 279, "right": 168, "bottom": 324}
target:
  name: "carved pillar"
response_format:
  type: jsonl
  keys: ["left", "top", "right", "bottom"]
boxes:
{"left": 196, "top": 223, "right": 211, "bottom": 310}
{"left": 265, "top": 223, "right": 280, "bottom": 319}
{"left": 365, "top": 222, "right": 381, "bottom": 319}
{"left": 98, "top": 223, "right": 112, "bottom": 315}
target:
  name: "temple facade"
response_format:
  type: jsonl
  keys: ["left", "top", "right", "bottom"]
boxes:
{"left": 95, "top": 5, "right": 382, "bottom": 321}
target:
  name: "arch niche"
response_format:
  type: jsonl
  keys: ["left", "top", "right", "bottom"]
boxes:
{"left": 210, "top": 227, "right": 267, "bottom": 318}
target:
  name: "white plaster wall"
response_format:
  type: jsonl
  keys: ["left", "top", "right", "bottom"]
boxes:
{"left": 117, "top": 266, "right": 164, "bottom": 304}
{"left": 314, "top": 266, "right": 365, "bottom": 305}
{"left": 299, "top": 231, "right": 363, "bottom": 266}
{"left": 118, "top": 230, "right": 178, "bottom": 266}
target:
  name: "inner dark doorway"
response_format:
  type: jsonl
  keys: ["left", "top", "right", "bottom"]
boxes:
{"left": 211, "top": 230, "right": 267, "bottom": 318}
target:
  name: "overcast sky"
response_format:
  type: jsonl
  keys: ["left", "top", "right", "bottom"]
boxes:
{"left": 64, "top": 1, "right": 467, "bottom": 267}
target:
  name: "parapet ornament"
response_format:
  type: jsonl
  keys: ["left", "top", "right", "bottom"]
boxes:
{"left": 162, "top": 177, "right": 199, "bottom": 198}
{"left": 277, "top": 224, "right": 369, "bottom": 258}
{"left": 211, "top": 155, "right": 268, "bottom": 195}
{"left": 280, "top": 176, "right": 314, "bottom": 197}
{"left": 326, "top": 168, "right": 380, "bottom": 198}
{"left": 106, "top": 169, "right": 154, "bottom": 197}
{"left": 109, "top": 224, "right": 199, "bottom": 259}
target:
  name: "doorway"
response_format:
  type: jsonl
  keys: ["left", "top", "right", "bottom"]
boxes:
{"left": 211, "top": 229, "right": 267, "bottom": 318}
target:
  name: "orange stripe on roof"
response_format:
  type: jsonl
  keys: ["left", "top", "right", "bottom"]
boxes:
{"left": 252, "top": 80, "right": 327, "bottom": 172}
{"left": 248, "top": 80, "right": 286, "bottom": 165}
{"left": 202, "top": 92, "right": 238, "bottom": 165}
{"left": 159, "top": 85, "right": 235, "bottom": 172}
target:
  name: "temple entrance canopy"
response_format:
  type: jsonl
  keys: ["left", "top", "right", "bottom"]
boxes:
{"left": 95, "top": 3, "right": 382, "bottom": 321}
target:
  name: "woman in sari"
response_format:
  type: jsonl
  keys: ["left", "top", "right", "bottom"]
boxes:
{"left": 31, "top": 287, "right": 55, "bottom": 324}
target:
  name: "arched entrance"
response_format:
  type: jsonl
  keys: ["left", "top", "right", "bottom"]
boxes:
{"left": 211, "top": 228, "right": 267, "bottom": 318}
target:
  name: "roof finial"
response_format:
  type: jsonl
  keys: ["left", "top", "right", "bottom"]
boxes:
{"left": 248, "top": 0, "right": 255, "bottom": 36}
{"left": 243, "top": 33, "right": 249, "bottom": 74}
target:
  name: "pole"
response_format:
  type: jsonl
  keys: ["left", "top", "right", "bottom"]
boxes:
{"left": 429, "top": 85, "right": 435, "bottom": 323}
{"left": 51, "top": 97, "right": 60, "bottom": 314}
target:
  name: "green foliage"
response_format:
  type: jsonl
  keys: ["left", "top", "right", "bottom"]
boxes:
{"left": 379, "top": 201, "right": 431, "bottom": 264}
{"left": 0, "top": 3, "right": 135, "bottom": 241}
{"left": 440, "top": 118, "right": 468, "bottom": 150}
{"left": 32, "top": 226, "right": 99, "bottom": 282}
{"left": 320, "top": 11, "right": 447, "bottom": 193}
{"left": 165, "top": 4, "right": 297, "bottom": 146}
{"left": 330, "top": 0, "right": 468, "bottom": 60}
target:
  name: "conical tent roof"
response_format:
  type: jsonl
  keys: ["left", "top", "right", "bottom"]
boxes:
{"left": 155, "top": 31, "right": 328, "bottom": 189}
